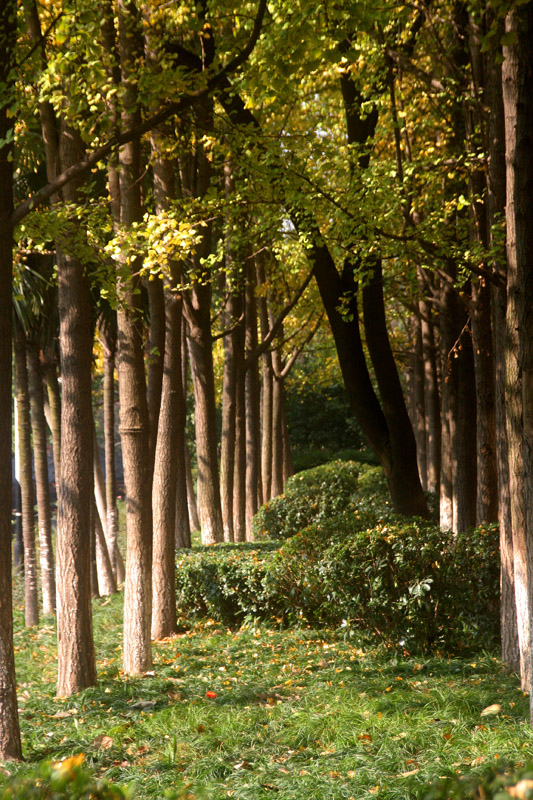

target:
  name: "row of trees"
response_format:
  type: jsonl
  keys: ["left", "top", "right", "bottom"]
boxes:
{"left": 1, "top": 0, "right": 532, "bottom": 760}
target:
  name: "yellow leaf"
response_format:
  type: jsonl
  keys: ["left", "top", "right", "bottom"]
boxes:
{"left": 507, "top": 780, "right": 533, "bottom": 799}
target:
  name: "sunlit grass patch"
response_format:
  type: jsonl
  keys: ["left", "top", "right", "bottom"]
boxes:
{"left": 4, "top": 591, "right": 533, "bottom": 799}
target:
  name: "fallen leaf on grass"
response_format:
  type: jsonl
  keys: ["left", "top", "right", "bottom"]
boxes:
{"left": 507, "top": 780, "right": 533, "bottom": 798}
{"left": 234, "top": 760, "right": 253, "bottom": 771}
{"left": 401, "top": 768, "right": 420, "bottom": 777}
{"left": 92, "top": 735, "right": 113, "bottom": 750}
{"left": 481, "top": 704, "right": 502, "bottom": 717}
{"left": 358, "top": 733, "right": 373, "bottom": 742}
{"left": 130, "top": 699, "right": 156, "bottom": 710}
{"left": 51, "top": 709, "right": 78, "bottom": 719}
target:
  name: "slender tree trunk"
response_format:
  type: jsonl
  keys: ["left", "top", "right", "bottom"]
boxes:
{"left": 26, "top": 343, "right": 56, "bottom": 615}
{"left": 100, "top": 322, "right": 124, "bottom": 582}
{"left": 472, "top": 278, "right": 498, "bottom": 523}
{"left": 90, "top": 501, "right": 99, "bottom": 599}
{"left": 281, "top": 381, "right": 293, "bottom": 483}
{"left": 146, "top": 277, "right": 165, "bottom": 468}
{"left": 43, "top": 362, "right": 61, "bottom": 490}
{"left": 245, "top": 271, "right": 262, "bottom": 535}
{"left": 185, "top": 300, "right": 224, "bottom": 544}
{"left": 412, "top": 316, "right": 428, "bottom": 491}
{"left": 439, "top": 275, "right": 458, "bottom": 530}
{"left": 362, "top": 259, "right": 429, "bottom": 517}
{"left": 256, "top": 255, "right": 273, "bottom": 503}
{"left": 453, "top": 319, "right": 477, "bottom": 531}
{"left": 419, "top": 284, "right": 441, "bottom": 497}
{"left": 271, "top": 365, "right": 284, "bottom": 498}
{"left": 152, "top": 288, "right": 182, "bottom": 637}
{"left": 233, "top": 351, "right": 247, "bottom": 542}
{"left": 14, "top": 333, "right": 39, "bottom": 627}
{"left": 181, "top": 324, "right": 199, "bottom": 536}
{"left": 94, "top": 498, "right": 116, "bottom": 596}
{"left": 150, "top": 147, "right": 183, "bottom": 638}
{"left": 56, "top": 120, "right": 97, "bottom": 696}
{"left": 502, "top": 4, "right": 533, "bottom": 703}
{"left": 0, "top": 0, "right": 22, "bottom": 758}
{"left": 117, "top": 0, "right": 153, "bottom": 674}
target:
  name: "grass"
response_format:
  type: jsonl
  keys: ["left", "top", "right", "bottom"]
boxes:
{"left": 3, "top": 587, "right": 533, "bottom": 800}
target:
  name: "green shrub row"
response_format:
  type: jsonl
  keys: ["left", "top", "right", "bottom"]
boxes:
{"left": 176, "top": 516, "right": 499, "bottom": 653}
{"left": 251, "top": 460, "right": 365, "bottom": 541}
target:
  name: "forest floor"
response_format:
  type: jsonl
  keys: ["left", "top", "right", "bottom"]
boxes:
{"left": 4, "top": 589, "right": 533, "bottom": 800}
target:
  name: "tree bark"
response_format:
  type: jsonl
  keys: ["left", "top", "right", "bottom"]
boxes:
{"left": 26, "top": 342, "right": 56, "bottom": 615}
{"left": 56, "top": 120, "right": 97, "bottom": 696}
{"left": 245, "top": 270, "right": 262, "bottom": 534}
{"left": 419, "top": 286, "right": 441, "bottom": 497}
{"left": 502, "top": 1, "right": 533, "bottom": 704}
{"left": 14, "top": 332, "right": 39, "bottom": 628}
{"left": 117, "top": 0, "right": 153, "bottom": 674}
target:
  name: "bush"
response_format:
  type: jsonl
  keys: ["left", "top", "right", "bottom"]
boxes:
{"left": 176, "top": 513, "right": 499, "bottom": 652}
{"left": 175, "top": 542, "right": 277, "bottom": 624}
{"left": 269, "top": 515, "right": 500, "bottom": 652}
{"left": 251, "top": 460, "right": 364, "bottom": 540}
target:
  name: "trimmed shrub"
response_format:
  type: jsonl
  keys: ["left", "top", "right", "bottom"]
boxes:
{"left": 269, "top": 515, "right": 500, "bottom": 652}
{"left": 251, "top": 460, "right": 364, "bottom": 540}
{"left": 175, "top": 542, "right": 277, "bottom": 624}
{"left": 176, "top": 514, "right": 499, "bottom": 652}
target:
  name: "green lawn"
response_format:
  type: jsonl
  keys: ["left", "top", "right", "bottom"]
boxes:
{"left": 4, "top": 590, "right": 533, "bottom": 800}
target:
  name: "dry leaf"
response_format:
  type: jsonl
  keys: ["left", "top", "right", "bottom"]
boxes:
{"left": 92, "top": 734, "right": 113, "bottom": 750}
{"left": 358, "top": 733, "right": 373, "bottom": 742}
{"left": 481, "top": 704, "right": 502, "bottom": 717}
{"left": 130, "top": 699, "right": 156, "bottom": 710}
{"left": 234, "top": 760, "right": 253, "bottom": 771}
{"left": 507, "top": 780, "right": 533, "bottom": 799}
{"left": 52, "top": 709, "right": 78, "bottom": 719}
{"left": 401, "top": 768, "right": 420, "bottom": 777}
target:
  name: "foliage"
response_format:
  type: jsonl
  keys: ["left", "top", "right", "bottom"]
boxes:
{"left": 269, "top": 516, "right": 500, "bottom": 652}
{"left": 175, "top": 542, "right": 278, "bottom": 623}
{"left": 7, "top": 592, "right": 533, "bottom": 800}
{"left": 179, "top": 461, "right": 499, "bottom": 653}
{"left": 251, "top": 460, "right": 363, "bottom": 540}
{"left": 285, "top": 378, "right": 363, "bottom": 450}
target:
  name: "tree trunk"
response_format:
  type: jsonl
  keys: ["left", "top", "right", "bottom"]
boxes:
{"left": 14, "top": 333, "right": 39, "bottom": 627}
{"left": 0, "top": 0, "right": 22, "bottom": 757}
{"left": 150, "top": 148, "right": 183, "bottom": 638}
{"left": 233, "top": 351, "right": 247, "bottom": 543}
{"left": 43, "top": 362, "right": 61, "bottom": 491}
{"left": 419, "top": 282, "right": 441, "bottom": 497}
{"left": 56, "top": 120, "right": 97, "bottom": 696}
{"left": 100, "top": 320, "right": 124, "bottom": 582}
{"left": 245, "top": 271, "right": 262, "bottom": 535}
{"left": 412, "top": 316, "right": 428, "bottom": 491}
{"left": 362, "top": 259, "right": 429, "bottom": 517}
{"left": 26, "top": 342, "right": 56, "bottom": 615}
{"left": 117, "top": 0, "right": 153, "bottom": 674}
{"left": 146, "top": 277, "right": 165, "bottom": 468}
{"left": 453, "top": 319, "right": 477, "bottom": 532}
{"left": 152, "top": 288, "right": 182, "bottom": 637}
{"left": 185, "top": 300, "right": 224, "bottom": 544}
{"left": 502, "top": 2, "right": 533, "bottom": 704}
{"left": 220, "top": 287, "right": 243, "bottom": 542}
